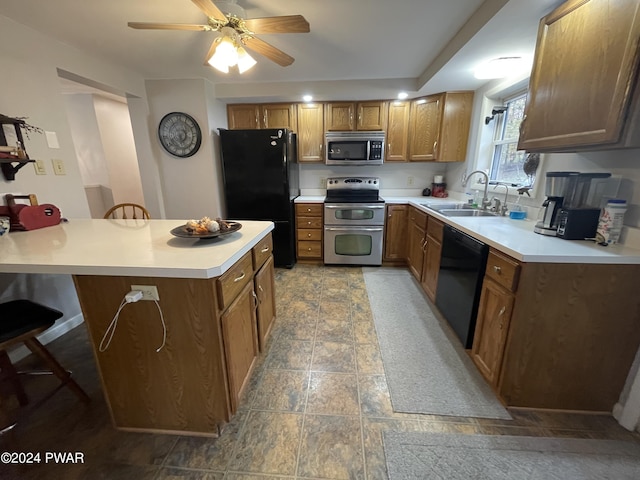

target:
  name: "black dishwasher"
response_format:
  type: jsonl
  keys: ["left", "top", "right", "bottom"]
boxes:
{"left": 435, "top": 225, "right": 489, "bottom": 348}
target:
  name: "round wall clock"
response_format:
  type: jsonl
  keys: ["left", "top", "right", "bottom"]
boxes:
{"left": 158, "top": 112, "right": 202, "bottom": 158}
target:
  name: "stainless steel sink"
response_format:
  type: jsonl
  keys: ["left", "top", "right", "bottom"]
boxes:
{"left": 421, "top": 202, "right": 474, "bottom": 211}
{"left": 437, "top": 209, "right": 497, "bottom": 217}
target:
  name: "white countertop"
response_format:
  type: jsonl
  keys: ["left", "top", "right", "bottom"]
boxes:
{"left": 295, "top": 195, "right": 640, "bottom": 264}
{"left": 0, "top": 219, "right": 274, "bottom": 278}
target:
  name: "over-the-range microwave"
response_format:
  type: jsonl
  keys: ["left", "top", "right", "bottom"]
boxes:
{"left": 325, "top": 131, "right": 385, "bottom": 166}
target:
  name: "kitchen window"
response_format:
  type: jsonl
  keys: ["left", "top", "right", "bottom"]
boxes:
{"left": 489, "top": 91, "right": 530, "bottom": 186}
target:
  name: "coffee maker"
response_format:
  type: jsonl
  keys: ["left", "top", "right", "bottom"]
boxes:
{"left": 556, "top": 172, "right": 611, "bottom": 239}
{"left": 534, "top": 171, "right": 579, "bottom": 236}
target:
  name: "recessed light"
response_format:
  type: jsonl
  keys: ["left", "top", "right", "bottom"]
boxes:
{"left": 397, "top": 92, "right": 409, "bottom": 100}
{"left": 474, "top": 57, "right": 530, "bottom": 80}
{"left": 302, "top": 94, "right": 313, "bottom": 102}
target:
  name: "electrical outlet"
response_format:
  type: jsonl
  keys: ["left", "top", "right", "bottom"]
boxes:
{"left": 407, "top": 176, "right": 415, "bottom": 186}
{"left": 319, "top": 177, "right": 326, "bottom": 188}
{"left": 51, "top": 159, "right": 66, "bottom": 175}
{"left": 130, "top": 285, "right": 160, "bottom": 301}
{"left": 33, "top": 160, "right": 47, "bottom": 175}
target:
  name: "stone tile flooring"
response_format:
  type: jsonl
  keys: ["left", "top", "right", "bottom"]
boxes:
{"left": 1, "top": 264, "right": 639, "bottom": 479}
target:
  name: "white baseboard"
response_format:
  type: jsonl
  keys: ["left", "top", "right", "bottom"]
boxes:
{"left": 8, "top": 314, "right": 84, "bottom": 363}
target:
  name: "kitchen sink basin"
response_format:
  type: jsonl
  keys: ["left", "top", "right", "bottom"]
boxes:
{"left": 421, "top": 202, "right": 475, "bottom": 211}
{"left": 437, "top": 209, "right": 497, "bottom": 217}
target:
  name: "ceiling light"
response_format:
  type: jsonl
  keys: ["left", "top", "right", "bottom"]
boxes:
{"left": 207, "top": 28, "right": 256, "bottom": 74}
{"left": 397, "top": 92, "right": 409, "bottom": 100}
{"left": 302, "top": 94, "right": 313, "bottom": 102}
{"left": 474, "top": 57, "right": 529, "bottom": 80}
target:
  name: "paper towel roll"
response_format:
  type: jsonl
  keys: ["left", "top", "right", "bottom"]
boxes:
{"left": 434, "top": 175, "right": 443, "bottom": 183}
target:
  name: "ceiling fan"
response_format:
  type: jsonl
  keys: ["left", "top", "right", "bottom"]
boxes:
{"left": 128, "top": 0, "right": 310, "bottom": 72}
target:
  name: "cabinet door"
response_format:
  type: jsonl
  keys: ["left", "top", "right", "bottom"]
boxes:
{"left": 221, "top": 281, "right": 259, "bottom": 413}
{"left": 357, "top": 101, "right": 387, "bottom": 130}
{"left": 325, "top": 102, "right": 355, "bottom": 130}
{"left": 262, "top": 103, "right": 297, "bottom": 130}
{"left": 386, "top": 101, "right": 411, "bottom": 161}
{"left": 297, "top": 103, "right": 324, "bottom": 162}
{"left": 437, "top": 92, "right": 474, "bottom": 162}
{"left": 383, "top": 204, "right": 408, "bottom": 261}
{"left": 518, "top": 0, "right": 640, "bottom": 151}
{"left": 407, "top": 221, "right": 425, "bottom": 280}
{"left": 471, "top": 279, "right": 514, "bottom": 386}
{"left": 227, "top": 104, "right": 261, "bottom": 129}
{"left": 409, "top": 95, "right": 442, "bottom": 161}
{"left": 421, "top": 235, "right": 441, "bottom": 302}
{"left": 254, "top": 255, "right": 276, "bottom": 351}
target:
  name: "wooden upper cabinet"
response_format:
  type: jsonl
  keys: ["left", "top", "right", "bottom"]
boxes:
{"left": 386, "top": 101, "right": 411, "bottom": 161}
{"left": 518, "top": 0, "right": 640, "bottom": 152}
{"left": 296, "top": 103, "right": 324, "bottom": 163}
{"left": 227, "top": 104, "right": 261, "bottom": 129}
{"left": 408, "top": 92, "right": 473, "bottom": 162}
{"left": 325, "top": 101, "right": 387, "bottom": 131}
{"left": 409, "top": 94, "right": 442, "bottom": 161}
{"left": 227, "top": 103, "right": 297, "bottom": 130}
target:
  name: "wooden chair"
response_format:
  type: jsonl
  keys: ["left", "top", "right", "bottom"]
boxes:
{"left": 0, "top": 300, "right": 90, "bottom": 434}
{"left": 103, "top": 203, "right": 150, "bottom": 220}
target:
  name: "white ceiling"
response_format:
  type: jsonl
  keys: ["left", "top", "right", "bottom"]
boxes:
{"left": 0, "top": 0, "right": 564, "bottom": 102}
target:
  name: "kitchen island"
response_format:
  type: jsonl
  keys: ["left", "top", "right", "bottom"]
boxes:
{"left": 0, "top": 219, "right": 276, "bottom": 436}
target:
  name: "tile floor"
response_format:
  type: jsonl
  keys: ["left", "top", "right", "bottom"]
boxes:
{"left": 1, "top": 264, "right": 639, "bottom": 479}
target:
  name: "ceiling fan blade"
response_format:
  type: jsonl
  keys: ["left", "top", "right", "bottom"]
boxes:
{"left": 203, "top": 38, "right": 220, "bottom": 65}
{"left": 243, "top": 36, "right": 294, "bottom": 66}
{"left": 243, "top": 15, "right": 310, "bottom": 34}
{"left": 128, "top": 22, "right": 210, "bottom": 31}
{"left": 191, "top": 0, "right": 227, "bottom": 22}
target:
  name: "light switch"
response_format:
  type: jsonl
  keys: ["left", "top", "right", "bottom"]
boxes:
{"left": 51, "top": 159, "right": 66, "bottom": 175}
{"left": 34, "top": 159, "right": 47, "bottom": 175}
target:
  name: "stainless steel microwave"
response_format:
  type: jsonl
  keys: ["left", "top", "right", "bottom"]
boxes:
{"left": 325, "top": 131, "right": 385, "bottom": 166}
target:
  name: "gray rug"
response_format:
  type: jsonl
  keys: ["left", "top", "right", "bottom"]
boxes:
{"left": 363, "top": 268, "right": 511, "bottom": 419}
{"left": 383, "top": 431, "right": 640, "bottom": 479}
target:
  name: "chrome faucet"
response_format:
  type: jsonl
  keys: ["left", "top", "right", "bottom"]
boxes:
{"left": 491, "top": 184, "right": 510, "bottom": 216}
{"left": 462, "top": 170, "right": 491, "bottom": 210}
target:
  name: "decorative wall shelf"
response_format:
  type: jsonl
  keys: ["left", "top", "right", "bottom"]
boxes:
{"left": 0, "top": 114, "right": 38, "bottom": 181}
{"left": 0, "top": 158, "right": 35, "bottom": 181}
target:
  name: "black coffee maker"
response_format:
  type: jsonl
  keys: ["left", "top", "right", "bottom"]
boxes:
{"left": 534, "top": 172, "right": 579, "bottom": 236}
{"left": 556, "top": 172, "right": 611, "bottom": 240}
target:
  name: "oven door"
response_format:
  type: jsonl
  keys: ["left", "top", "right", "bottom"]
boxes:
{"left": 324, "top": 203, "right": 385, "bottom": 225}
{"left": 323, "top": 226, "right": 384, "bottom": 265}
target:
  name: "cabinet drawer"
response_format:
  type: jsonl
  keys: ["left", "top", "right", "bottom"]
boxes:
{"left": 426, "top": 217, "right": 443, "bottom": 242}
{"left": 296, "top": 203, "right": 323, "bottom": 217}
{"left": 297, "top": 216, "right": 323, "bottom": 229}
{"left": 252, "top": 233, "right": 273, "bottom": 270}
{"left": 408, "top": 207, "right": 427, "bottom": 228}
{"left": 485, "top": 250, "right": 520, "bottom": 292}
{"left": 217, "top": 251, "right": 253, "bottom": 310}
{"left": 297, "top": 241, "right": 322, "bottom": 258}
{"left": 297, "top": 229, "right": 322, "bottom": 241}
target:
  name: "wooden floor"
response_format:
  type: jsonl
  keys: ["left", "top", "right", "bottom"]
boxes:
{"left": 1, "top": 264, "right": 639, "bottom": 479}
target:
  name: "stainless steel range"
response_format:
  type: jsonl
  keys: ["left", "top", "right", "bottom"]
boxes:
{"left": 323, "top": 177, "right": 385, "bottom": 266}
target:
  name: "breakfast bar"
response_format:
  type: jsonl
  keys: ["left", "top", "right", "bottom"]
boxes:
{"left": 0, "top": 219, "right": 276, "bottom": 436}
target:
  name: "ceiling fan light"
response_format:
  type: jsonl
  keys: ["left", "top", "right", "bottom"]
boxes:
{"left": 237, "top": 47, "right": 257, "bottom": 73}
{"left": 216, "top": 36, "right": 238, "bottom": 66}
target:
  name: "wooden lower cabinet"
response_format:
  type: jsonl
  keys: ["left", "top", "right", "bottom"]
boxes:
{"left": 407, "top": 206, "right": 427, "bottom": 280}
{"left": 221, "top": 280, "right": 259, "bottom": 414}
{"left": 296, "top": 203, "right": 323, "bottom": 261}
{"left": 471, "top": 278, "right": 514, "bottom": 386}
{"left": 254, "top": 255, "right": 276, "bottom": 350}
{"left": 383, "top": 204, "right": 408, "bottom": 262}
{"left": 420, "top": 217, "right": 443, "bottom": 302}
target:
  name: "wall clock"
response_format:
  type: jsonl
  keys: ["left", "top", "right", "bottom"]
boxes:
{"left": 158, "top": 112, "right": 202, "bottom": 158}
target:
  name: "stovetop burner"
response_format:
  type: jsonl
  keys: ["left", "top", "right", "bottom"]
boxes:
{"left": 324, "top": 176, "right": 383, "bottom": 204}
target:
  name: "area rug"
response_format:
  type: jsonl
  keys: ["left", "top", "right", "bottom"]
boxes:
{"left": 363, "top": 268, "right": 511, "bottom": 419}
{"left": 383, "top": 431, "right": 640, "bottom": 479}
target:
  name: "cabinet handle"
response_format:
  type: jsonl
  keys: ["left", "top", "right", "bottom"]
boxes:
{"left": 519, "top": 114, "right": 527, "bottom": 135}
{"left": 261, "top": 246, "right": 270, "bottom": 253}
{"left": 493, "top": 265, "right": 502, "bottom": 274}
{"left": 258, "top": 285, "right": 264, "bottom": 294}
{"left": 433, "top": 141, "right": 438, "bottom": 153}
{"left": 263, "top": 112, "right": 267, "bottom": 126}
{"left": 498, "top": 306, "right": 506, "bottom": 316}
{"left": 233, "top": 272, "right": 246, "bottom": 282}
{"left": 252, "top": 290, "right": 258, "bottom": 308}
{"left": 307, "top": 233, "right": 312, "bottom": 237}
{"left": 307, "top": 208, "right": 312, "bottom": 212}
{"left": 307, "top": 221, "right": 312, "bottom": 225}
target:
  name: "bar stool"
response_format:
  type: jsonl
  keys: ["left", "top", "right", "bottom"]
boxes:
{"left": 0, "top": 300, "right": 90, "bottom": 433}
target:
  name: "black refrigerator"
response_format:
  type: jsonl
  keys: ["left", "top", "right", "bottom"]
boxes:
{"left": 219, "top": 128, "right": 299, "bottom": 268}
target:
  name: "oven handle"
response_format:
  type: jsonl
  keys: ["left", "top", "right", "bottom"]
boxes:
{"left": 324, "top": 205, "right": 385, "bottom": 209}
{"left": 324, "top": 227, "right": 384, "bottom": 232}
